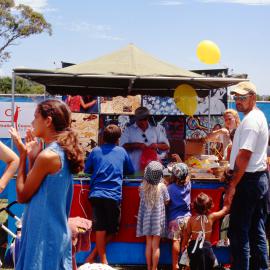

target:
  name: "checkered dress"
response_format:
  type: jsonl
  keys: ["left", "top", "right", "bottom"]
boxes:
{"left": 136, "top": 182, "right": 170, "bottom": 237}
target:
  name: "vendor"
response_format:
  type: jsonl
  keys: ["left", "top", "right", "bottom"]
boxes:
{"left": 120, "top": 106, "right": 170, "bottom": 172}
{"left": 204, "top": 109, "right": 240, "bottom": 159}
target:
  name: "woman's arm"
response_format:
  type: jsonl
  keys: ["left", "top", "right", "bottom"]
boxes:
{"left": 80, "top": 97, "right": 97, "bottom": 110}
{"left": 16, "top": 150, "right": 61, "bottom": 203}
{"left": 0, "top": 141, "right": 19, "bottom": 193}
{"left": 205, "top": 128, "right": 229, "bottom": 143}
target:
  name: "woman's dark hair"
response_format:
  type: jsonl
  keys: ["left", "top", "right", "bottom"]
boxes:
{"left": 193, "top": 192, "right": 213, "bottom": 215}
{"left": 37, "top": 99, "right": 84, "bottom": 174}
{"left": 103, "top": 124, "right": 121, "bottom": 144}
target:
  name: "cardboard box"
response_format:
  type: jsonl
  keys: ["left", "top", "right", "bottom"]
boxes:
{"left": 185, "top": 139, "right": 206, "bottom": 160}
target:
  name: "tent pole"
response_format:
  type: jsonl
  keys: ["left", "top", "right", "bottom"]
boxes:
{"left": 11, "top": 72, "right": 16, "bottom": 150}
{"left": 207, "top": 90, "right": 211, "bottom": 154}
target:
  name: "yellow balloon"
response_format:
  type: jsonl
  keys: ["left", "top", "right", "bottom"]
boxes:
{"left": 174, "top": 84, "right": 198, "bottom": 116}
{"left": 196, "top": 40, "right": 221, "bottom": 65}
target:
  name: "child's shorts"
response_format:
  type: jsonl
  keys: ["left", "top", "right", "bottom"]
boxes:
{"left": 168, "top": 216, "right": 190, "bottom": 240}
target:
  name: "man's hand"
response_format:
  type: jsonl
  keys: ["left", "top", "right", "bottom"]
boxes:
{"left": 149, "top": 143, "right": 158, "bottom": 150}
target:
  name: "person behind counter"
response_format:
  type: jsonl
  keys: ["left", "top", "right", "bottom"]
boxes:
{"left": 205, "top": 109, "right": 240, "bottom": 160}
{"left": 120, "top": 106, "right": 170, "bottom": 172}
{"left": 84, "top": 124, "right": 134, "bottom": 265}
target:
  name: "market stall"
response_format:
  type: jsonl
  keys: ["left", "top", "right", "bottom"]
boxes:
{"left": 9, "top": 44, "right": 245, "bottom": 265}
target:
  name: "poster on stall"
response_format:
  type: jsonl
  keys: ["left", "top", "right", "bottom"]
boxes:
{"left": 142, "top": 96, "right": 183, "bottom": 115}
{"left": 0, "top": 102, "right": 36, "bottom": 138}
{"left": 185, "top": 115, "right": 224, "bottom": 139}
{"left": 70, "top": 113, "right": 99, "bottom": 158}
{"left": 143, "top": 91, "right": 227, "bottom": 116}
{"left": 196, "top": 89, "right": 227, "bottom": 115}
{"left": 100, "top": 96, "right": 141, "bottom": 114}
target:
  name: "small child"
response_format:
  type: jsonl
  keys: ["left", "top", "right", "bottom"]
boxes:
{"left": 166, "top": 163, "right": 191, "bottom": 270}
{"left": 181, "top": 192, "right": 228, "bottom": 270}
{"left": 136, "top": 161, "right": 170, "bottom": 270}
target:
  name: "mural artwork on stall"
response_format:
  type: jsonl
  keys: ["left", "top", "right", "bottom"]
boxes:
{"left": 100, "top": 95, "right": 141, "bottom": 114}
{"left": 70, "top": 113, "right": 99, "bottom": 158}
{"left": 186, "top": 115, "right": 224, "bottom": 159}
{"left": 143, "top": 91, "right": 227, "bottom": 116}
{"left": 63, "top": 95, "right": 99, "bottom": 114}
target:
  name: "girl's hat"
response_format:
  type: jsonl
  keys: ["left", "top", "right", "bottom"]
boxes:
{"left": 144, "top": 161, "right": 163, "bottom": 185}
{"left": 171, "top": 163, "right": 189, "bottom": 180}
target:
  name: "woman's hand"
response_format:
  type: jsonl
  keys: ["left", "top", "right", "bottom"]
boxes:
{"left": 25, "top": 129, "right": 43, "bottom": 163}
{"left": 9, "top": 127, "right": 27, "bottom": 155}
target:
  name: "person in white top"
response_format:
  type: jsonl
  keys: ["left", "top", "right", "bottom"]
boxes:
{"left": 224, "top": 81, "right": 269, "bottom": 270}
{"left": 205, "top": 109, "right": 240, "bottom": 160}
{"left": 120, "top": 107, "right": 170, "bottom": 173}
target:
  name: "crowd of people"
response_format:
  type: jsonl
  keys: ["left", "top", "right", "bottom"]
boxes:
{"left": 0, "top": 81, "right": 269, "bottom": 270}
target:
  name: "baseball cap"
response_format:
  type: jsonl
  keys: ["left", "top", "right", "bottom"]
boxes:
{"left": 144, "top": 161, "right": 163, "bottom": 185}
{"left": 135, "top": 106, "right": 150, "bottom": 120}
{"left": 230, "top": 81, "right": 257, "bottom": 96}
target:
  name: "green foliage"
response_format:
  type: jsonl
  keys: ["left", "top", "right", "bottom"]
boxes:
{"left": 0, "top": 0, "right": 52, "bottom": 63}
{"left": 0, "top": 76, "right": 45, "bottom": 94}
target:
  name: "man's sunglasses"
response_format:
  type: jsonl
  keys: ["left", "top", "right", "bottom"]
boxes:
{"left": 233, "top": 94, "right": 253, "bottom": 101}
{"left": 142, "top": 133, "right": 148, "bottom": 143}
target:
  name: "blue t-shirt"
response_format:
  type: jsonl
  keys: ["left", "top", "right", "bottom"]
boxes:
{"left": 167, "top": 182, "right": 191, "bottom": 222}
{"left": 84, "top": 144, "right": 134, "bottom": 202}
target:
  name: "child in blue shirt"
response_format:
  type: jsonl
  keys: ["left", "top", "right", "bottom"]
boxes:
{"left": 166, "top": 163, "right": 191, "bottom": 270}
{"left": 84, "top": 124, "right": 134, "bottom": 264}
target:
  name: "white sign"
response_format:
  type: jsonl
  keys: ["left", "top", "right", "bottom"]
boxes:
{"left": 0, "top": 102, "right": 37, "bottom": 138}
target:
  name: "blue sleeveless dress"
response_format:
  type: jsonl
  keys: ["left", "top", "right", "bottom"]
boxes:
{"left": 16, "top": 142, "right": 73, "bottom": 270}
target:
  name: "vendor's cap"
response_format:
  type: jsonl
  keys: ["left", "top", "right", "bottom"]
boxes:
{"left": 144, "top": 161, "right": 163, "bottom": 185}
{"left": 171, "top": 163, "right": 189, "bottom": 180}
{"left": 135, "top": 106, "right": 150, "bottom": 120}
{"left": 231, "top": 81, "right": 257, "bottom": 96}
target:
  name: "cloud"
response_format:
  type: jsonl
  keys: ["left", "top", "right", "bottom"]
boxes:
{"left": 151, "top": 1, "right": 184, "bottom": 6}
{"left": 58, "top": 21, "right": 124, "bottom": 41}
{"left": 200, "top": 0, "right": 270, "bottom": 5}
{"left": 14, "top": 0, "right": 56, "bottom": 12}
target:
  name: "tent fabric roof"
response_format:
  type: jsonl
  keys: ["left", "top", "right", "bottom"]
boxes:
{"left": 14, "top": 44, "right": 246, "bottom": 97}
{"left": 57, "top": 44, "right": 203, "bottom": 77}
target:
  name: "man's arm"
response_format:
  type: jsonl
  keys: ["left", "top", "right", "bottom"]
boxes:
{"left": 224, "top": 149, "right": 252, "bottom": 208}
{"left": 122, "top": 142, "right": 147, "bottom": 151}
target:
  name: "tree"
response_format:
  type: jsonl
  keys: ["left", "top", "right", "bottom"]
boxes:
{"left": 0, "top": 76, "right": 45, "bottom": 94}
{"left": 0, "top": 0, "right": 52, "bottom": 63}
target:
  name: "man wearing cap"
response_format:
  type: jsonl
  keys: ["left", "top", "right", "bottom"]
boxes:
{"left": 224, "top": 81, "right": 269, "bottom": 270}
{"left": 119, "top": 106, "right": 170, "bottom": 172}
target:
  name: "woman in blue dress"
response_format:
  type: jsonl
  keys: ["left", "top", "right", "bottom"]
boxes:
{"left": 9, "top": 99, "right": 84, "bottom": 270}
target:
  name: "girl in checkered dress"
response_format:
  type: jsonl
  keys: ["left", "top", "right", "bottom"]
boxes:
{"left": 136, "top": 161, "right": 170, "bottom": 270}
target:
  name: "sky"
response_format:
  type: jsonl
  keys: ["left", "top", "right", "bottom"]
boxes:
{"left": 1, "top": 0, "right": 270, "bottom": 95}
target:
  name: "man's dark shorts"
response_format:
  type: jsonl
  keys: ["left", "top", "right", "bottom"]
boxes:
{"left": 90, "top": 197, "right": 121, "bottom": 234}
